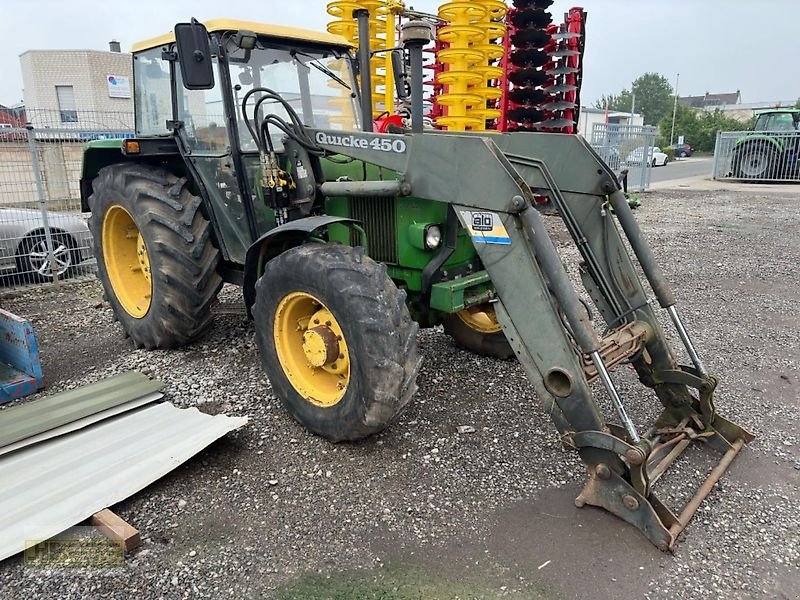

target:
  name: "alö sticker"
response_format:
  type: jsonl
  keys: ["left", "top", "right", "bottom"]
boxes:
{"left": 460, "top": 211, "right": 512, "bottom": 245}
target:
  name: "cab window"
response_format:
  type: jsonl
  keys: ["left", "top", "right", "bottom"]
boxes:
{"left": 765, "top": 113, "right": 795, "bottom": 132}
{"left": 174, "top": 55, "right": 230, "bottom": 154}
{"left": 133, "top": 47, "right": 172, "bottom": 136}
{"left": 226, "top": 42, "right": 358, "bottom": 152}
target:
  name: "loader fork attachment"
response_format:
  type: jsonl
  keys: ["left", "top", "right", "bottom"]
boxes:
{"left": 308, "top": 128, "right": 753, "bottom": 550}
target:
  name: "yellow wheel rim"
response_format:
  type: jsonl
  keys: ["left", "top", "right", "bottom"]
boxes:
{"left": 102, "top": 205, "right": 152, "bottom": 318}
{"left": 456, "top": 303, "right": 502, "bottom": 334}
{"left": 273, "top": 291, "right": 350, "bottom": 408}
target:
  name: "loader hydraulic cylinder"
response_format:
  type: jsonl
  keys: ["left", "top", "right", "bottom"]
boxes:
{"left": 608, "top": 190, "right": 708, "bottom": 377}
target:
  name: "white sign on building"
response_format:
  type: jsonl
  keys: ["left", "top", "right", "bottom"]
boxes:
{"left": 107, "top": 74, "right": 131, "bottom": 98}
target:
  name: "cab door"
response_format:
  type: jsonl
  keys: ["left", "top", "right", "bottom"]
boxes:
{"left": 173, "top": 51, "right": 254, "bottom": 264}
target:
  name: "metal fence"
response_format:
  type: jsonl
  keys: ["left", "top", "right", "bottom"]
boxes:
{"left": 0, "top": 109, "right": 134, "bottom": 289}
{"left": 712, "top": 130, "right": 800, "bottom": 182}
{"left": 588, "top": 123, "right": 657, "bottom": 192}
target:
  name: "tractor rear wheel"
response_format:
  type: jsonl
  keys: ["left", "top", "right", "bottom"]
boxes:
{"left": 734, "top": 146, "right": 776, "bottom": 180}
{"left": 89, "top": 164, "right": 222, "bottom": 349}
{"left": 253, "top": 244, "right": 419, "bottom": 442}
{"left": 443, "top": 303, "right": 514, "bottom": 359}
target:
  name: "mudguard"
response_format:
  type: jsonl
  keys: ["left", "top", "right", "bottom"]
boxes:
{"left": 242, "top": 216, "right": 359, "bottom": 314}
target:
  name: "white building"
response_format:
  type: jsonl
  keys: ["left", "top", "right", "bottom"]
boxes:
{"left": 578, "top": 107, "right": 644, "bottom": 137}
{"left": 20, "top": 44, "right": 134, "bottom": 129}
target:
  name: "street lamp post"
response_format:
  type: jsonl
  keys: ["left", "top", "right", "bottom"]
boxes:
{"left": 670, "top": 73, "right": 680, "bottom": 145}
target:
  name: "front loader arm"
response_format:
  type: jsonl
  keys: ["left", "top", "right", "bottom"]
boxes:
{"left": 309, "top": 128, "right": 752, "bottom": 550}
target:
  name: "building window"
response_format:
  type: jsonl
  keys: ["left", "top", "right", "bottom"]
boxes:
{"left": 55, "top": 85, "right": 78, "bottom": 123}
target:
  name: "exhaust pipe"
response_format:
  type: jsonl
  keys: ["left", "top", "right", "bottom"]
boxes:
{"left": 400, "top": 20, "right": 434, "bottom": 133}
{"left": 354, "top": 9, "right": 373, "bottom": 132}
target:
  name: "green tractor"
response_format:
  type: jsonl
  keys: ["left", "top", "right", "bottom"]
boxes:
{"left": 82, "top": 19, "right": 508, "bottom": 440}
{"left": 81, "top": 17, "right": 752, "bottom": 549}
{"left": 732, "top": 108, "right": 800, "bottom": 180}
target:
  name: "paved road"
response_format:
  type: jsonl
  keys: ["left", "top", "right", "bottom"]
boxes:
{"left": 649, "top": 156, "right": 713, "bottom": 183}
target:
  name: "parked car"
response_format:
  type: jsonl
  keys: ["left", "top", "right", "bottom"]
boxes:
{"left": 0, "top": 208, "right": 93, "bottom": 282}
{"left": 669, "top": 143, "right": 694, "bottom": 158}
{"left": 594, "top": 145, "right": 621, "bottom": 171}
{"left": 626, "top": 146, "right": 669, "bottom": 167}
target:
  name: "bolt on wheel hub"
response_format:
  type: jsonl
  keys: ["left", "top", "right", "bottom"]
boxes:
{"left": 302, "top": 326, "right": 340, "bottom": 367}
{"left": 273, "top": 292, "right": 351, "bottom": 407}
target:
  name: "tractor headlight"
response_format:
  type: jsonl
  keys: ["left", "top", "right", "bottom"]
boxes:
{"left": 424, "top": 224, "right": 442, "bottom": 249}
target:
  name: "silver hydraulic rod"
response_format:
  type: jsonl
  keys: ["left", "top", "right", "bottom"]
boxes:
{"left": 590, "top": 351, "right": 640, "bottom": 443}
{"left": 609, "top": 190, "right": 709, "bottom": 378}
{"left": 666, "top": 305, "right": 708, "bottom": 377}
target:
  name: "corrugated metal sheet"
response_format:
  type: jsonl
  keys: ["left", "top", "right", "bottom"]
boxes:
{"left": 0, "top": 372, "right": 162, "bottom": 448}
{"left": 0, "top": 403, "right": 247, "bottom": 562}
{"left": 0, "top": 392, "right": 162, "bottom": 458}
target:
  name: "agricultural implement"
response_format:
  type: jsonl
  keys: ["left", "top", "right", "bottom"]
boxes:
{"left": 79, "top": 7, "right": 751, "bottom": 550}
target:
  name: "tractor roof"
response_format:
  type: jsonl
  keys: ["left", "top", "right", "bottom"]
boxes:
{"left": 132, "top": 18, "right": 351, "bottom": 53}
{"left": 754, "top": 108, "right": 799, "bottom": 116}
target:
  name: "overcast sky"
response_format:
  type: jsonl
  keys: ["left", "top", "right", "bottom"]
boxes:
{"left": 3, "top": 0, "right": 797, "bottom": 107}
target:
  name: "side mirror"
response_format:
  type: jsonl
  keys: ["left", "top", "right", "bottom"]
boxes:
{"left": 391, "top": 50, "right": 409, "bottom": 100}
{"left": 174, "top": 19, "right": 215, "bottom": 90}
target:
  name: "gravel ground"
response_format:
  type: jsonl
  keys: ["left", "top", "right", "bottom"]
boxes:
{"left": 0, "top": 188, "right": 797, "bottom": 599}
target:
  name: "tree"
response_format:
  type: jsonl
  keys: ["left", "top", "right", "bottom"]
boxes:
{"left": 657, "top": 103, "right": 698, "bottom": 147}
{"left": 595, "top": 73, "right": 674, "bottom": 125}
{"left": 631, "top": 73, "right": 674, "bottom": 125}
{"left": 594, "top": 90, "right": 633, "bottom": 112}
{"left": 657, "top": 105, "right": 751, "bottom": 152}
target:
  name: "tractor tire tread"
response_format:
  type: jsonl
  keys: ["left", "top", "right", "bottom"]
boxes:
{"left": 88, "top": 163, "right": 222, "bottom": 349}
{"left": 253, "top": 243, "right": 419, "bottom": 441}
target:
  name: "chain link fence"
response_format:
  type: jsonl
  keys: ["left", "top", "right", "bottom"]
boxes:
{"left": 588, "top": 123, "right": 657, "bottom": 192}
{"left": 712, "top": 130, "right": 800, "bottom": 182}
{"left": 0, "top": 109, "right": 133, "bottom": 289}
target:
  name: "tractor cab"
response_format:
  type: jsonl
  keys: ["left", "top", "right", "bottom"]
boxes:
{"left": 752, "top": 109, "right": 800, "bottom": 132}
{"left": 130, "top": 19, "right": 359, "bottom": 264}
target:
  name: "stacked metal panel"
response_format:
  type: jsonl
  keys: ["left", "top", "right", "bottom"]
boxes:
{"left": 0, "top": 372, "right": 247, "bottom": 562}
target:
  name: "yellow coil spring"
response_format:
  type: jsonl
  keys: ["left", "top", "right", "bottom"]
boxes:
{"left": 466, "top": 0, "right": 507, "bottom": 130}
{"left": 435, "top": 1, "right": 488, "bottom": 131}
{"left": 327, "top": 0, "right": 391, "bottom": 117}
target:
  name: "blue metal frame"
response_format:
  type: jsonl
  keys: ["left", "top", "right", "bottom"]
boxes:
{"left": 0, "top": 309, "right": 44, "bottom": 404}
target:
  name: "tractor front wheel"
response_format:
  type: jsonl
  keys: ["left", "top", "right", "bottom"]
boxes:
{"left": 89, "top": 164, "right": 222, "bottom": 349}
{"left": 443, "top": 303, "right": 514, "bottom": 359}
{"left": 253, "top": 244, "right": 420, "bottom": 442}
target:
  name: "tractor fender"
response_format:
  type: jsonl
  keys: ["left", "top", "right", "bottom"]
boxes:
{"left": 243, "top": 216, "right": 359, "bottom": 314}
{"left": 733, "top": 134, "right": 784, "bottom": 155}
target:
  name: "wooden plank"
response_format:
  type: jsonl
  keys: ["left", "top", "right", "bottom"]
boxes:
{"left": 90, "top": 508, "right": 141, "bottom": 552}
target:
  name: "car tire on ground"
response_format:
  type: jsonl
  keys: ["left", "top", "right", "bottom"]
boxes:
{"left": 253, "top": 243, "right": 420, "bottom": 442}
{"left": 89, "top": 163, "right": 222, "bottom": 349}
